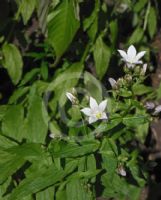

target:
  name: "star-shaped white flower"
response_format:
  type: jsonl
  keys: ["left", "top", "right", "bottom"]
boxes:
{"left": 118, "top": 45, "right": 146, "bottom": 68}
{"left": 81, "top": 97, "right": 108, "bottom": 124}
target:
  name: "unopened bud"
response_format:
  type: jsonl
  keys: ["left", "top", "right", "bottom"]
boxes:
{"left": 66, "top": 92, "right": 77, "bottom": 104}
{"left": 117, "top": 78, "right": 124, "bottom": 87}
{"left": 72, "top": 87, "right": 77, "bottom": 96}
{"left": 108, "top": 78, "right": 117, "bottom": 89}
{"left": 140, "top": 63, "right": 147, "bottom": 76}
{"left": 117, "top": 165, "right": 126, "bottom": 176}
{"left": 124, "top": 74, "right": 132, "bottom": 83}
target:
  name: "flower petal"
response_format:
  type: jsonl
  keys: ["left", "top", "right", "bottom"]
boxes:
{"left": 81, "top": 108, "right": 92, "bottom": 116}
{"left": 89, "top": 116, "right": 98, "bottom": 124}
{"left": 145, "top": 102, "right": 155, "bottom": 110}
{"left": 99, "top": 100, "right": 107, "bottom": 112}
{"left": 135, "top": 51, "right": 146, "bottom": 61}
{"left": 133, "top": 60, "right": 143, "bottom": 64}
{"left": 100, "top": 112, "right": 108, "bottom": 120}
{"left": 90, "top": 97, "right": 98, "bottom": 110}
{"left": 127, "top": 45, "right": 136, "bottom": 59}
{"left": 117, "top": 50, "right": 127, "bottom": 60}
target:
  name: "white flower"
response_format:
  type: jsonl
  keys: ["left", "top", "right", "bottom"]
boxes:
{"left": 153, "top": 105, "right": 161, "bottom": 115}
{"left": 118, "top": 45, "right": 146, "bottom": 68}
{"left": 66, "top": 92, "right": 77, "bottom": 104}
{"left": 145, "top": 102, "right": 155, "bottom": 110}
{"left": 108, "top": 78, "right": 117, "bottom": 88}
{"left": 81, "top": 97, "right": 108, "bottom": 124}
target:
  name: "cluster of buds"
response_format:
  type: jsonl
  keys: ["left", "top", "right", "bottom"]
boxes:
{"left": 108, "top": 75, "right": 133, "bottom": 90}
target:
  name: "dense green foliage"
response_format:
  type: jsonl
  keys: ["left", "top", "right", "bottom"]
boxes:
{"left": 0, "top": 0, "right": 160, "bottom": 199}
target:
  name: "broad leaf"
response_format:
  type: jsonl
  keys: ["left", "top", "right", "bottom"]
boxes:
{"left": 17, "top": 0, "right": 37, "bottom": 24}
{"left": 47, "top": 0, "right": 80, "bottom": 58}
{"left": 8, "top": 160, "right": 78, "bottom": 200}
{"left": 84, "top": 71, "right": 102, "bottom": 101}
{"left": 2, "top": 105, "right": 24, "bottom": 142}
{"left": 128, "top": 27, "right": 144, "bottom": 45}
{"left": 0, "top": 150, "right": 25, "bottom": 184}
{"left": 93, "top": 36, "right": 111, "bottom": 79}
{"left": 66, "top": 179, "right": 92, "bottom": 200}
{"left": 2, "top": 43, "right": 23, "bottom": 84}
{"left": 24, "top": 90, "right": 48, "bottom": 143}
{"left": 122, "top": 115, "right": 148, "bottom": 127}
{"left": 49, "top": 139, "right": 100, "bottom": 158}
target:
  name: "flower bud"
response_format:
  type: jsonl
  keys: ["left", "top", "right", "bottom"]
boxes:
{"left": 117, "top": 78, "right": 124, "bottom": 87}
{"left": 66, "top": 92, "right": 77, "bottom": 105}
{"left": 108, "top": 78, "right": 117, "bottom": 89}
{"left": 140, "top": 63, "right": 147, "bottom": 76}
{"left": 124, "top": 74, "right": 132, "bottom": 83}
{"left": 117, "top": 165, "right": 126, "bottom": 176}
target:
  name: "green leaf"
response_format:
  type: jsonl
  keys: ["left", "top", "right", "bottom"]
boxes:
{"left": 94, "top": 118, "right": 122, "bottom": 134}
{"left": 19, "top": 68, "right": 40, "bottom": 86}
{"left": 122, "top": 115, "right": 148, "bottom": 127}
{"left": 0, "top": 135, "right": 17, "bottom": 149}
{"left": 83, "top": 0, "right": 99, "bottom": 40}
{"left": 128, "top": 27, "right": 144, "bottom": 45}
{"left": 8, "top": 160, "right": 78, "bottom": 200}
{"left": 47, "top": 0, "right": 80, "bottom": 58}
{"left": 0, "top": 177, "right": 12, "bottom": 199}
{"left": 93, "top": 36, "right": 111, "bottom": 79}
{"left": 24, "top": 91, "right": 48, "bottom": 143}
{"left": 17, "top": 0, "right": 37, "bottom": 24}
{"left": 119, "top": 88, "right": 132, "bottom": 97}
{"left": 109, "top": 19, "right": 118, "bottom": 47}
{"left": 148, "top": 7, "right": 157, "bottom": 38}
{"left": 9, "top": 87, "right": 29, "bottom": 104}
{"left": 49, "top": 139, "right": 100, "bottom": 158}
{"left": 2, "top": 105, "right": 24, "bottom": 142}
{"left": 66, "top": 179, "right": 92, "bottom": 200}
{"left": 0, "top": 106, "right": 8, "bottom": 121}
{"left": 157, "top": 82, "right": 161, "bottom": 99}
{"left": 37, "top": 0, "right": 51, "bottom": 35}
{"left": 133, "top": 0, "right": 148, "bottom": 13}
{"left": 132, "top": 84, "right": 152, "bottom": 95}
{"left": 48, "top": 62, "right": 84, "bottom": 107}
{"left": 84, "top": 71, "right": 102, "bottom": 101}
{"left": 0, "top": 151, "right": 25, "bottom": 184}
{"left": 2, "top": 43, "right": 23, "bottom": 84}
{"left": 6, "top": 143, "right": 45, "bottom": 161}
{"left": 36, "top": 186, "right": 55, "bottom": 200}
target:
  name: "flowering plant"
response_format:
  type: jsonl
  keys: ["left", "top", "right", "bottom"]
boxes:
{"left": 0, "top": 1, "right": 160, "bottom": 200}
